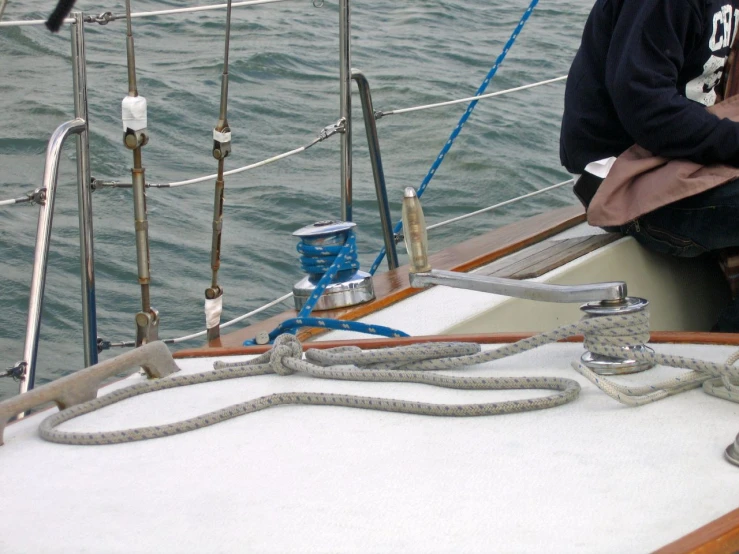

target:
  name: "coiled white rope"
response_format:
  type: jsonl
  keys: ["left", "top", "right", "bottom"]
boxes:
{"left": 38, "top": 309, "right": 739, "bottom": 445}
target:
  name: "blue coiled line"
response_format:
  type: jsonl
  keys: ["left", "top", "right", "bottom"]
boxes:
{"left": 369, "top": 0, "right": 540, "bottom": 275}
{"left": 244, "top": 231, "right": 408, "bottom": 345}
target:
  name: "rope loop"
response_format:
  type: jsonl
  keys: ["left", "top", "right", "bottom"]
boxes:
{"left": 269, "top": 335, "right": 302, "bottom": 375}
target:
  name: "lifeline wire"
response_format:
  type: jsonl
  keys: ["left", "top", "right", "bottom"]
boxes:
{"left": 378, "top": 75, "right": 567, "bottom": 118}
{"left": 369, "top": 0, "right": 540, "bottom": 275}
{"left": 0, "top": 196, "right": 32, "bottom": 207}
{"left": 37, "top": 310, "right": 739, "bottom": 445}
{"left": 95, "top": 125, "right": 338, "bottom": 189}
{"left": 0, "top": 0, "right": 293, "bottom": 27}
{"left": 426, "top": 179, "right": 574, "bottom": 232}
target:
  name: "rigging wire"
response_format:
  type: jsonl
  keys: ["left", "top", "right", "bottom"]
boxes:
{"left": 0, "top": 188, "right": 46, "bottom": 208}
{"left": 0, "top": 0, "right": 294, "bottom": 28}
{"left": 378, "top": 75, "right": 567, "bottom": 118}
{"left": 203, "top": 0, "right": 236, "bottom": 341}
{"left": 91, "top": 122, "right": 340, "bottom": 189}
{"left": 102, "top": 291, "right": 294, "bottom": 348}
{"left": 0, "top": 196, "right": 29, "bottom": 207}
{"left": 426, "top": 179, "right": 574, "bottom": 232}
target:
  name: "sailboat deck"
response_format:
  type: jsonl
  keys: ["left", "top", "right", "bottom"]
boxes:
{"left": 1, "top": 342, "right": 738, "bottom": 553}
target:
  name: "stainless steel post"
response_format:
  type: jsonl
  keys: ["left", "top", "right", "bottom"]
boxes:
{"left": 20, "top": 118, "right": 86, "bottom": 395}
{"left": 71, "top": 12, "right": 98, "bottom": 367}
{"left": 351, "top": 70, "right": 398, "bottom": 270}
{"left": 123, "top": 0, "right": 158, "bottom": 346}
{"left": 205, "top": 0, "right": 234, "bottom": 342}
{"left": 339, "top": 0, "right": 352, "bottom": 221}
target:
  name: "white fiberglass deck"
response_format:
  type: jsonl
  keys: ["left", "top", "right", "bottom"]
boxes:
{"left": 1, "top": 342, "right": 738, "bottom": 553}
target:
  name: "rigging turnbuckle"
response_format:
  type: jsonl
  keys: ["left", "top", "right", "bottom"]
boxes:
{"left": 85, "top": 11, "right": 116, "bottom": 25}
{"left": 135, "top": 308, "right": 160, "bottom": 346}
{"left": 212, "top": 127, "right": 232, "bottom": 161}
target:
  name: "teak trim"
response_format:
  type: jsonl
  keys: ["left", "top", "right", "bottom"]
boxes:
{"left": 653, "top": 507, "right": 739, "bottom": 554}
{"left": 173, "top": 331, "right": 739, "bottom": 358}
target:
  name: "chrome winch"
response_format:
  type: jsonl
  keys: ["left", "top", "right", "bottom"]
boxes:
{"left": 292, "top": 220, "right": 375, "bottom": 311}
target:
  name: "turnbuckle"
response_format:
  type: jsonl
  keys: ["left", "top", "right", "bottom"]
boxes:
{"left": 212, "top": 127, "right": 232, "bottom": 160}
{"left": 124, "top": 128, "right": 148, "bottom": 150}
{"left": 135, "top": 308, "right": 160, "bottom": 347}
{"left": 85, "top": 11, "right": 116, "bottom": 25}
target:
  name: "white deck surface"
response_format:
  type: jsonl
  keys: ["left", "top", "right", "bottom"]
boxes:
{"left": 2, "top": 342, "right": 739, "bottom": 553}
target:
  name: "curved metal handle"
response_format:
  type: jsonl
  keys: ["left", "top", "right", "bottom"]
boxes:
{"left": 20, "top": 118, "right": 86, "bottom": 396}
{"left": 410, "top": 269, "right": 627, "bottom": 304}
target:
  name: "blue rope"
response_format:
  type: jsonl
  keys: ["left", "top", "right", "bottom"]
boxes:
{"left": 245, "top": 231, "right": 408, "bottom": 345}
{"left": 298, "top": 240, "right": 360, "bottom": 275}
{"left": 369, "top": 0, "right": 540, "bottom": 275}
{"left": 253, "top": 317, "right": 409, "bottom": 341}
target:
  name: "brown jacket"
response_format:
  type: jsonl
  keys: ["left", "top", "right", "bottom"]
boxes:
{"left": 587, "top": 95, "right": 739, "bottom": 227}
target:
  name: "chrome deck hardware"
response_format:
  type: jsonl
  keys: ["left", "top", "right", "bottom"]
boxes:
{"left": 402, "top": 187, "right": 653, "bottom": 375}
{"left": 292, "top": 220, "right": 375, "bottom": 311}
{"left": 579, "top": 298, "right": 653, "bottom": 374}
{"left": 727, "top": 433, "right": 739, "bottom": 467}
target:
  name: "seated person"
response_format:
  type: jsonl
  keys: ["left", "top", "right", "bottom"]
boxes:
{"left": 560, "top": 0, "right": 739, "bottom": 331}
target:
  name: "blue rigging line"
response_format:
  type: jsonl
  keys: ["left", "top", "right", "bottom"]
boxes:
{"left": 245, "top": 231, "right": 408, "bottom": 345}
{"left": 369, "top": 0, "right": 540, "bottom": 275}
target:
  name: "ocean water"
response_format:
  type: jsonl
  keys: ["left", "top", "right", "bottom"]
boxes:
{"left": 0, "top": 0, "right": 592, "bottom": 399}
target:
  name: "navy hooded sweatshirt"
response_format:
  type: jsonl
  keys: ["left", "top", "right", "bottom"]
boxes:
{"left": 560, "top": 0, "right": 739, "bottom": 174}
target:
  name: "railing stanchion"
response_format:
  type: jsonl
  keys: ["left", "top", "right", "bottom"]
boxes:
{"left": 339, "top": 0, "right": 352, "bottom": 222}
{"left": 351, "top": 70, "right": 398, "bottom": 270}
{"left": 20, "top": 119, "right": 87, "bottom": 398}
{"left": 71, "top": 12, "right": 98, "bottom": 367}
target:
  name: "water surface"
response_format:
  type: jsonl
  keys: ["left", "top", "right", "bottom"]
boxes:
{"left": 0, "top": 0, "right": 592, "bottom": 399}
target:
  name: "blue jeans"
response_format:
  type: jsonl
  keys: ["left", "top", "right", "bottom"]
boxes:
{"left": 611, "top": 178, "right": 739, "bottom": 332}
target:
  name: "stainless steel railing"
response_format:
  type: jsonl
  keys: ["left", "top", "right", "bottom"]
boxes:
{"left": 352, "top": 70, "right": 399, "bottom": 270}
{"left": 19, "top": 118, "right": 88, "bottom": 395}
{"left": 9, "top": 1, "right": 401, "bottom": 393}
{"left": 13, "top": 14, "right": 99, "bottom": 396}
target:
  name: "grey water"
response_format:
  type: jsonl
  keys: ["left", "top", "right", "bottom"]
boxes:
{"left": 0, "top": 0, "right": 592, "bottom": 400}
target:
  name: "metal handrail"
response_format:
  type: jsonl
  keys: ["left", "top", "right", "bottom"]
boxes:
{"left": 19, "top": 118, "right": 87, "bottom": 395}
{"left": 352, "top": 70, "right": 398, "bottom": 270}
{"left": 71, "top": 13, "right": 98, "bottom": 370}
{"left": 339, "top": 0, "right": 351, "bottom": 222}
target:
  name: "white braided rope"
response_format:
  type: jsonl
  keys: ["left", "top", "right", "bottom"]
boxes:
{"left": 38, "top": 310, "right": 739, "bottom": 445}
